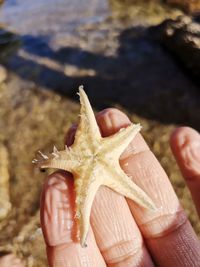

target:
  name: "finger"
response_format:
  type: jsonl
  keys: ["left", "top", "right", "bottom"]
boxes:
{"left": 170, "top": 127, "right": 200, "bottom": 217}
{"left": 40, "top": 171, "right": 106, "bottom": 267}
{"left": 65, "top": 124, "right": 77, "bottom": 147}
{"left": 96, "top": 108, "right": 200, "bottom": 267}
{"left": 66, "top": 118, "right": 154, "bottom": 266}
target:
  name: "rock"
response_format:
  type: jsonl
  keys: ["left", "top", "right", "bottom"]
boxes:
{"left": 151, "top": 15, "right": 200, "bottom": 81}
{"left": 0, "top": 28, "right": 21, "bottom": 61}
{"left": 0, "top": 65, "right": 7, "bottom": 83}
{"left": 165, "top": 0, "right": 200, "bottom": 13}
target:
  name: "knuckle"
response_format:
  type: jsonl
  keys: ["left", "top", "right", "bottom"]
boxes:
{"left": 101, "top": 239, "right": 143, "bottom": 265}
{"left": 140, "top": 209, "right": 188, "bottom": 240}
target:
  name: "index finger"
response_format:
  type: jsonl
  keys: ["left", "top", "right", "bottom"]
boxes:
{"left": 97, "top": 108, "right": 200, "bottom": 267}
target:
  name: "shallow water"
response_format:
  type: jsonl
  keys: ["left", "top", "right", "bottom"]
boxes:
{"left": 0, "top": 0, "right": 195, "bottom": 125}
{"left": 0, "top": 0, "right": 110, "bottom": 71}
{"left": 0, "top": 0, "right": 109, "bottom": 33}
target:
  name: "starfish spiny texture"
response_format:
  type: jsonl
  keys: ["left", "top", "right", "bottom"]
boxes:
{"left": 33, "top": 86, "right": 155, "bottom": 247}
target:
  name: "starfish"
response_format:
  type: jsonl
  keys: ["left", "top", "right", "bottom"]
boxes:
{"left": 33, "top": 86, "right": 155, "bottom": 247}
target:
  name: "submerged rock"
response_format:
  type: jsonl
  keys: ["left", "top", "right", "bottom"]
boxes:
{"left": 151, "top": 15, "right": 200, "bottom": 81}
{"left": 165, "top": 0, "right": 200, "bottom": 13}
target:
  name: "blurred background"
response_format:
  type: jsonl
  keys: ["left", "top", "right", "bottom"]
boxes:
{"left": 0, "top": 0, "right": 200, "bottom": 266}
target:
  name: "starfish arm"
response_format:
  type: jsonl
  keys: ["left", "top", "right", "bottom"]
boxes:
{"left": 101, "top": 123, "right": 141, "bottom": 157}
{"left": 33, "top": 149, "right": 80, "bottom": 172}
{"left": 35, "top": 158, "right": 77, "bottom": 172}
{"left": 103, "top": 162, "right": 156, "bottom": 210}
{"left": 74, "top": 167, "right": 101, "bottom": 247}
{"left": 74, "top": 86, "right": 101, "bottom": 147}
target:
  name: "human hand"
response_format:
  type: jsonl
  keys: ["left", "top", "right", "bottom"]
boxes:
{"left": 40, "top": 108, "right": 200, "bottom": 267}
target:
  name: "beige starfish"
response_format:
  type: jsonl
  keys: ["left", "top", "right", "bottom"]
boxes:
{"left": 33, "top": 86, "right": 155, "bottom": 247}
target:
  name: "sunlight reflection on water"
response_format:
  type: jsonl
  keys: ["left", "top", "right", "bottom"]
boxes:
{"left": 0, "top": 0, "right": 110, "bottom": 34}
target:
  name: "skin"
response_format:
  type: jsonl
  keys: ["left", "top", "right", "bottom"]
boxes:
{"left": 40, "top": 108, "right": 200, "bottom": 267}
{"left": 0, "top": 254, "right": 25, "bottom": 267}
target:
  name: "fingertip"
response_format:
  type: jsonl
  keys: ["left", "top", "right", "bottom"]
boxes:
{"left": 96, "top": 108, "right": 131, "bottom": 137}
{"left": 44, "top": 170, "right": 73, "bottom": 188}
{"left": 170, "top": 127, "right": 199, "bottom": 149}
{"left": 170, "top": 126, "right": 200, "bottom": 179}
{"left": 170, "top": 127, "right": 200, "bottom": 159}
{"left": 97, "top": 108, "right": 149, "bottom": 156}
